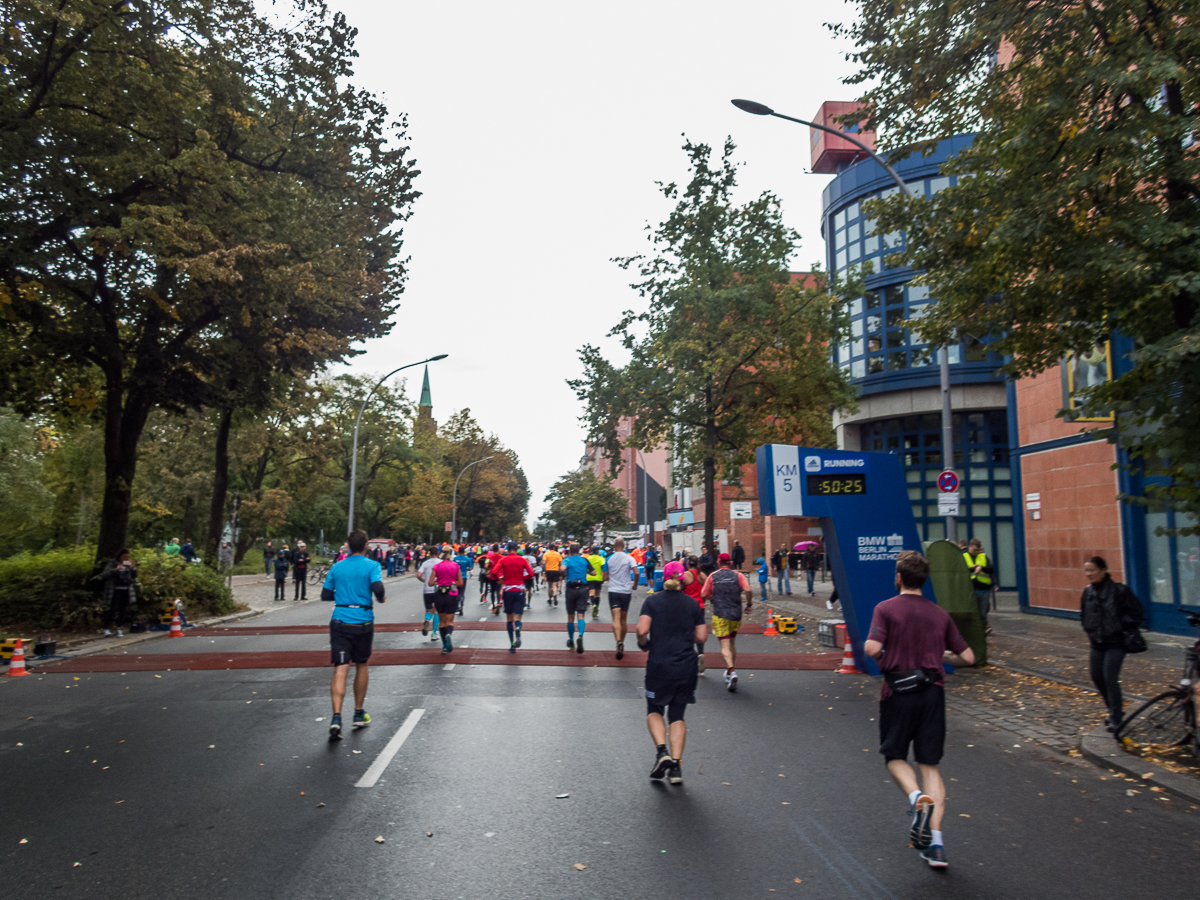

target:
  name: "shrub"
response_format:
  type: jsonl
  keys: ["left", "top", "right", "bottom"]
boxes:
{"left": 0, "top": 545, "right": 234, "bottom": 631}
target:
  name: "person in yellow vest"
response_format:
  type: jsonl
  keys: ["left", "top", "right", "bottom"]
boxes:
{"left": 963, "top": 539, "right": 995, "bottom": 636}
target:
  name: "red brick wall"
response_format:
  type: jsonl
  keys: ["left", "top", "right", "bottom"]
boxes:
{"left": 1015, "top": 366, "right": 1108, "bottom": 446}
{"left": 1021, "top": 440, "right": 1123, "bottom": 612}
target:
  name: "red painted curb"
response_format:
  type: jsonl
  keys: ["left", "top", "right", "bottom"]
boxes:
{"left": 43, "top": 649, "right": 838, "bottom": 674}
{"left": 189, "top": 622, "right": 771, "bottom": 636}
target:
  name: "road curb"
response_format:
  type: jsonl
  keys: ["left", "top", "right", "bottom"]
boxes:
{"left": 1080, "top": 726, "right": 1200, "bottom": 804}
{"left": 45, "top": 608, "right": 265, "bottom": 661}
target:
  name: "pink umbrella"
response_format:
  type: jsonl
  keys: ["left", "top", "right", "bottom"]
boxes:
{"left": 793, "top": 541, "right": 819, "bottom": 551}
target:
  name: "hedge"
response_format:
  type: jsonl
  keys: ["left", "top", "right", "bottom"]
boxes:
{"left": 0, "top": 546, "right": 234, "bottom": 631}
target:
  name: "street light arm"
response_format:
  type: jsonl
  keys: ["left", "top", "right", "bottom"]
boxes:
{"left": 452, "top": 456, "right": 494, "bottom": 541}
{"left": 348, "top": 353, "right": 449, "bottom": 535}
{"left": 730, "top": 100, "right": 915, "bottom": 198}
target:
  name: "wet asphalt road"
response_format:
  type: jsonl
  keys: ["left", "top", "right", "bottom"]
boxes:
{"left": 2, "top": 574, "right": 1198, "bottom": 899}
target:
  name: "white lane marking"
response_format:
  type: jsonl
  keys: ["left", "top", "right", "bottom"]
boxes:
{"left": 355, "top": 708, "right": 426, "bottom": 788}
{"left": 479, "top": 616, "right": 486, "bottom": 621}
{"left": 443, "top": 663, "right": 456, "bottom": 671}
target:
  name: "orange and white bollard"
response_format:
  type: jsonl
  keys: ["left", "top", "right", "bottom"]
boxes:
{"left": 835, "top": 641, "right": 861, "bottom": 675}
{"left": 5, "top": 638, "right": 28, "bottom": 676}
{"left": 762, "top": 609, "right": 779, "bottom": 636}
{"left": 168, "top": 612, "right": 184, "bottom": 638}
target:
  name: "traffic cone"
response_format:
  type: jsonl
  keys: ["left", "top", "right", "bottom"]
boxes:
{"left": 762, "top": 609, "right": 779, "bottom": 636}
{"left": 5, "top": 639, "right": 28, "bottom": 676}
{"left": 836, "top": 641, "right": 861, "bottom": 675}
{"left": 168, "top": 611, "right": 183, "bottom": 638}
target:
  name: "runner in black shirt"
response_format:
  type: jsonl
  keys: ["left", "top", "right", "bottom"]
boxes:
{"left": 637, "top": 576, "right": 706, "bottom": 785}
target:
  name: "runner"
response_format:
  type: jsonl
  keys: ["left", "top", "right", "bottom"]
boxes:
{"left": 560, "top": 542, "right": 597, "bottom": 654}
{"left": 637, "top": 565, "right": 706, "bottom": 784}
{"left": 543, "top": 543, "right": 564, "bottom": 606}
{"left": 643, "top": 544, "right": 659, "bottom": 592}
{"left": 486, "top": 543, "right": 503, "bottom": 613}
{"left": 417, "top": 550, "right": 440, "bottom": 643}
{"left": 586, "top": 545, "right": 605, "bottom": 618}
{"left": 490, "top": 542, "right": 536, "bottom": 652}
{"left": 700, "top": 553, "right": 750, "bottom": 691}
{"left": 322, "top": 529, "right": 385, "bottom": 739}
{"left": 864, "top": 550, "right": 975, "bottom": 869}
{"left": 453, "top": 546, "right": 473, "bottom": 614}
{"left": 477, "top": 548, "right": 493, "bottom": 603}
{"left": 604, "top": 538, "right": 639, "bottom": 660}
{"left": 427, "top": 550, "right": 465, "bottom": 654}
{"left": 680, "top": 556, "right": 708, "bottom": 675}
{"left": 523, "top": 545, "right": 540, "bottom": 596}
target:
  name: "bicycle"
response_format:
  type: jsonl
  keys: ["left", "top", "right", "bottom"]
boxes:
{"left": 308, "top": 563, "right": 330, "bottom": 586}
{"left": 1115, "top": 611, "right": 1200, "bottom": 759}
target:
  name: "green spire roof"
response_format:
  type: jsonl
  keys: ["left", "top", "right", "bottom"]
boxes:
{"left": 419, "top": 365, "right": 432, "bottom": 407}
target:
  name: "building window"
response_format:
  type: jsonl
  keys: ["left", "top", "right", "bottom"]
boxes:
{"left": 1063, "top": 341, "right": 1114, "bottom": 421}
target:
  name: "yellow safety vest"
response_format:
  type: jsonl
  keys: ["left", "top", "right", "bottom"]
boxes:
{"left": 963, "top": 551, "right": 991, "bottom": 586}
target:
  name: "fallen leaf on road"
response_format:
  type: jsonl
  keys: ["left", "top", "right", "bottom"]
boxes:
{"left": 426, "top": 832, "right": 433, "bottom": 837}
{"left": 315, "top": 717, "right": 326, "bottom": 722}
{"left": 154, "top": 675, "right": 161, "bottom": 678}
{"left": 555, "top": 793, "right": 569, "bottom": 799}
{"left": 115, "top": 800, "right": 124, "bottom": 804}
{"left": 316, "top": 803, "right": 326, "bottom": 808}
{"left": 73, "top": 862, "right": 81, "bottom": 867}
{"left": 19, "top": 838, "right": 28, "bottom": 844}
{"left": 300, "top": 792, "right": 305, "bottom": 795}
{"left": 208, "top": 745, "right": 215, "bottom": 749}
{"left": 1142, "top": 772, "right": 1155, "bottom": 779}
{"left": 1126, "top": 789, "right": 1139, "bottom": 796}
{"left": 959, "top": 813, "right": 969, "bottom": 817}
{"left": 574, "top": 864, "right": 587, "bottom": 871}
{"left": 794, "top": 878, "right": 802, "bottom": 883}
{"left": 722, "top": 782, "right": 731, "bottom": 785}
{"left": 374, "top": 836, "right": 385, "bottom": 844}
{"left": 782, "top": 802, "right": 790, "bottom": 805}
{"left": 352, "top": 750, "right": 362, "bottom": 754}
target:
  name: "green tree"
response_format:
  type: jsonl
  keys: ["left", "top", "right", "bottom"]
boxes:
{"left": 0, "top": 0, "right": 419, "bottom": 563}
{"left": 571, "top": 138, "right": 857, "bottom": 554}
{"left": 837, "top": 0, "right": 1200, "bottom": 532}
{"left": 543, "top": 468, "right": 631, "bottom": 542}
{"left": 0, "top": 407, "right": 52, "bottom": 555}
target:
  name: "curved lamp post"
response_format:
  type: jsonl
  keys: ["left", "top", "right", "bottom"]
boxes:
{"left": 452, "top": 456, "right": 493, "bottom": 543}
{"left": 347, "top": 354, "right": 449, "bottom": 535}
{"left": 731, "top": 100, "right": 957, "bottom": 539}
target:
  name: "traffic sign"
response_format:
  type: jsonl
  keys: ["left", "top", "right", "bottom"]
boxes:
{"left": 937, "top": 470, "right": 959, "bottom": 493}
{"left": 937, "top": 492, "right": 960, "bottom": 516}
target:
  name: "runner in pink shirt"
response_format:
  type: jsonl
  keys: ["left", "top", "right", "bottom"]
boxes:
{"left": 427, "top": 551, "right": 465, "bottom": 654}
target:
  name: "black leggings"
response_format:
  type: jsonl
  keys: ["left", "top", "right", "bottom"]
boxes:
{"left": 1089, "top": 643, "right": 1127, "bottom": 721}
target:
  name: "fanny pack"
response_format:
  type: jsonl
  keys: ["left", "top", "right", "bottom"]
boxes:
{"left": 435, "top": 585, "right": 456, "bottom": 595}
{"left": 330, "top": 620, "right": 373, "bottom": 634}
{"left": 566, "top": 580, "right": 584, "bottom": 589}
{"left": 883, "top": 668, "right": 937, "bottom": 694}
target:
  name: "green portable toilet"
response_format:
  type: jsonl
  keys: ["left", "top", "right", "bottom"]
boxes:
{"left": 926, "top": 539, "right": 985, "bottom": 666}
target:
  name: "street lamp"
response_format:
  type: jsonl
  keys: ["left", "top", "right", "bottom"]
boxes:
{"left": 731, "top": 99, "right": 958, "bottom": 541}
{"left": 452, "top": 456, "right": 493, "bottom": 543}
{"left": 347, "top": 354, "right": 449, "bottom": 535}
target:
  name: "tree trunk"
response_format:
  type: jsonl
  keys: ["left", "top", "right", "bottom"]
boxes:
{"left": 204, "top": 407, "right": 233, "bottom": 568}
{"left": 95, "top": 374, "right": 152, "bottom": 565}
{"left": 703, "top": 381, "right": 717, "bottom": 559}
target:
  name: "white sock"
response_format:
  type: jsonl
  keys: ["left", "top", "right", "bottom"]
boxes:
{"left": 908, "top": 790, "right": 921, "bottom": 807}
{"left": 931, "top": 830, "right": 943, "bottom": 846}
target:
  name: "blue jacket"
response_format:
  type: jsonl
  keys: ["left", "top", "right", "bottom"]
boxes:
{"left": 756, "top": 560, "right": 769, "bottom": 583}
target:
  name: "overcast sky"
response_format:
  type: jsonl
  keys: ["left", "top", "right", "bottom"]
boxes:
{"left": 328, "top": 0, "right": 861, "bottom": 525}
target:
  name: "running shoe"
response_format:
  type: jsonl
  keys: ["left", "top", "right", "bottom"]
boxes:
{"left": 575, "top": 635, "right": 584, "bottom": 654}
{"left": 697, "top": 653, "right": 706, "bottom": 675}
{"left": 509, "top": 642, "right": 516, "bottom": 654}
{"left": 616, "top": 641, "right": 624, "bottom": 660}
{"left": 514, "top": 636, "right": 521, "bottom": 648}
{"left": 909, "top": 794, "right": 934, "bottom": 849}
{"left": 667, "top": 762, "right": 683, "bottom": 785}
{"left": 422, "top": 620, "right": 429, "bottom": 636}
{"left": 919, "top": 845, "right": 948, "bottom": 868}
{"left": 441, "top": 644, "right": 451, "bottom": 655}
{"left": 431, "top": 631, "right": 439, "bottom": 642}
{"left": 826, "top": 599, "right": 834, "bottom": 610}
{"left": 352, "top": 710, "right": 370, "bottom": 729}
{"left": 650, "top": 749, "right": 673, "bottom": 779}
{"left": 329, "top": 714, "right": 342, "bottom": 740}
{"left": 592, "top": 604, "right": 599, "bottom": 619}
{"left": 725, "top": 669, "right": 738, "bottom": 692}
{"left": 567, "top": 636, "right": 575, "bottom": 649}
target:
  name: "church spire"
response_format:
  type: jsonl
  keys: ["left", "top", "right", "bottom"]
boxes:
{"left": 419, "top": 365, "right": 432, "bottom": 408}
{"left": 416, "top": 365, "right": 435, "bottom": 436}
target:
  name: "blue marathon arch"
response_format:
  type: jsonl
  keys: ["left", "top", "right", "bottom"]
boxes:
{"left": 756, "top": 445, "right": 933, "bottom": 676}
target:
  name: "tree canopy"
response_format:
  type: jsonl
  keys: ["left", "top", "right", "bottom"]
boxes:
{"left": 570, "top": 138, "right": 857, "bottom": 552}
{"left": 836, "top": 0, "right": 1200, "bottom": 532}
{"left": 0, "top": 0, "right": 419, "bottom": 560}
{"left": 543, "top": 467, "right": 630, "bottom": 542}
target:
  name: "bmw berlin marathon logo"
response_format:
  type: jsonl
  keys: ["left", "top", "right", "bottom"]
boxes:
{"left": 858, "top": 534, "right": 905, "bottom": 562}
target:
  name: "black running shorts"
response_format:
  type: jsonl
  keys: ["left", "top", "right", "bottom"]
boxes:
{"left": 564, "top": 583, "right": 590, "bottom": 614}
{"left": 422, "top": 592, "right": 436, "bottom": 610}
{"left": 329, "top": 620, "right": 373, "bottom": 666}
{"left": 644, "top": 672, "right": 697, "bottom": 721}
{"left": 432, "top": 589, "right": 459, "bottom": 616}
{"left": 502, "top": 588, "right": 526, "bottom": 615}
{"left": 608, "top": 592, "right": 632, "bottom": 611}
{"left": 878, "top": 685, "right": 946, "bottom": 765}
{"left": 544, "top": 570, "right": 561, "bottom": 584}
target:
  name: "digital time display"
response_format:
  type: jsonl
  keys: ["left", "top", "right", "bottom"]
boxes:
{"left": 807, "top": 474, "right": 867, "bottom": 495}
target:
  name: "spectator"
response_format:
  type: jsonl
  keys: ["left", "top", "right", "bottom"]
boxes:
{"left": 802, "top": 546, "right": 820, "bottom": 597}
{"left": 1080, "top": 556, "right": 1144, "bottom": 733}
{"left": 963, "top": 538, "right": 995, "bottom": 635}
{"left": 219, "top": 541, "right": 234, "bottom": 571}
{"left": 263, "top": 541, "right": 275, "bottom": 575}
{"left": 180, "top": 538, "right": 198, "bottom": 562}
{"left": 771, "top": 545, "right": 791, "bottom": 595}
{"left": 731, "top": 540, "right": 746, "bottom": 571}
{"left": 787, "top": 546, "right": 802, "bottom": 582}
{"left": 99, "top": 549, "right": 138, "bottom": 637}
{"left": 755, "top": 556, "right": 769, "bottom": 603}
{"left": 292, "top": 542, "right": 311, "bottom": 600}
{"left": 273, "top": 549, "right": 290, "bottom": 601}
{"left": 164, "top": 537, "right": 181, "bottom": 557}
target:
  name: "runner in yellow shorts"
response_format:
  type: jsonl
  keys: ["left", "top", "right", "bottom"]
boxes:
{"left": 701, "top": 553, "right": 751, "bottom": 692}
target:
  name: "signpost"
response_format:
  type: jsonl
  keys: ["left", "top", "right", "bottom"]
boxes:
{"left": 936, "top": 469, "right": 960, "bottom": 519}
{"left": 730, "top": 501, "right": 752, "bottom": 520}
{"left": 756, "top": 444, "right": 935, "bottom": 675}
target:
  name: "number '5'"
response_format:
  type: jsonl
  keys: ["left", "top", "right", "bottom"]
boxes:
{"left": 782, "top": 478, "right": 793, "bottom": 492}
